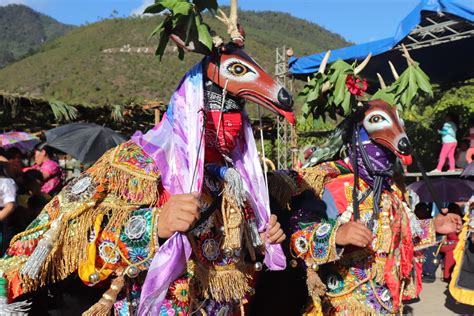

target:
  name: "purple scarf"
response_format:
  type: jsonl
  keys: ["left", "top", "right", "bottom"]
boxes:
{"left": 349, "top": 127, "right": 394, "bottom": 190}
{"left": 132, "top": 62, "right": 286, "bottom": 315}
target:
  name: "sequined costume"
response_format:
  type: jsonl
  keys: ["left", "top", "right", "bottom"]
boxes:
{"left": 0, "top": 61, "right": 291, "bottom": 315}
{"left": 286, "top": 160, "right": 437, "bottom": 315}
{"left": 267, "top": 102, "right": 438, "bottom": 315}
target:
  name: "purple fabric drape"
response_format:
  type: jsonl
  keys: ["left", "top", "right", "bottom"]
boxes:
{"left": 132, "top": 62, "right": 286, "bottom": 315}
{"left": 232, "top": 116, "right": 287, "bottom": 269}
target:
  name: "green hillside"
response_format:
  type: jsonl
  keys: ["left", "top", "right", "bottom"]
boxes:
{"left": 0, "top": 4, "right": 73, "bottom": 68}
{"left": 0, "top": 10, "right": 349, "bottom": 107}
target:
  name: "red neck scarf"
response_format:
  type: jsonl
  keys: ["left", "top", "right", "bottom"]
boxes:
{"left": 204, "top": 111, "right": 243, "bottom": 162}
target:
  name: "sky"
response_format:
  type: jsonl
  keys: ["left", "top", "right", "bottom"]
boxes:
{"left": 0, "top": 0, "right": 421, "bottom": 44}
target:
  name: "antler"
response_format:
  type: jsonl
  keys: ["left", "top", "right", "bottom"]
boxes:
{"left": 388, "top": 61, "right": 400, "bottom": 80}
{"left": 216, "top": 0, "right": 244, "bottom": 45}
{"left": 318, "top": 50, "right": 331, "bottom": 74}
{"left": 354, "top": 53, "right": 372, "bottom": 75}
{"left": 401, "top": 44, "right": 416, "bottom": 66}
{"left": 229, "top": 0, "right": 238, "bottom": 26}
{"left": 376, "top": 73, "right": 387, "bottom": 89}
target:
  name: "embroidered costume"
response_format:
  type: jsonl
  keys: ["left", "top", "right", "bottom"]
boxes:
{"left": 0, "top": 54, "right": 294, "bottom": 315}
{"left": 288, "top": 160, "right": 436, "bottom": 314}
{"left": 270, "top": 101, "right": 439, "bottom": 315}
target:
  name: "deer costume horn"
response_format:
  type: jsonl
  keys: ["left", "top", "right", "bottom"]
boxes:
{"left": 354, "top": 53, "right": 372, "bottom": 75}
{"left": 216, "top": 0, "right": 245, "bottom": 46}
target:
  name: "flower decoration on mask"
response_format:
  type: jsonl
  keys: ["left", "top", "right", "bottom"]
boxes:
{"left": 345, "top": 75, "right": 368, "bottom": 97}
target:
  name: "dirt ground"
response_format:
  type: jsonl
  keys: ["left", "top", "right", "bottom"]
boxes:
{"left": 405, "top": 269, "right": 474, "bottom": 315}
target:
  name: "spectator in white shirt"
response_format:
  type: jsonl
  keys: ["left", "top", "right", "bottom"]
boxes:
{"left": 0, "top": 163, "right": 17, "bottom": 254}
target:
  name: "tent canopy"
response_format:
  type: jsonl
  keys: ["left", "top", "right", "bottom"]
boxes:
{"left": 288, "top": 0, "right": 474, "bottom": 85}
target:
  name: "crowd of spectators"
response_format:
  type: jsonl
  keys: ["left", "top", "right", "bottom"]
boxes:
{"left": 0, "top": 143, "right": 64, "bottom": 255}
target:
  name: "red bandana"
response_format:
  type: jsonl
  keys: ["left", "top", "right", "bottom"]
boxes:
{"left": 204, "top": 111, "right": 243, "bottom": 162}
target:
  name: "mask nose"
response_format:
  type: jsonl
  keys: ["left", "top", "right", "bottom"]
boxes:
{"left": 277, "top": 87, "right": 293, "bottom": 110}
{"left": 397, "top": 137, "right": 412, "bottom": 155}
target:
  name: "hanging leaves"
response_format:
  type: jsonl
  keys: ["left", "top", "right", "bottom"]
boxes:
{"left": 145, "top": 0, "right": 219, "bottom": 60}
{"left": 299, "top": 43, "right": 433, "bottom": 127}
{"left": 369, "top": 62, "right": 433, "bottom": 111}
{"left": 298, "top": 59, "right": 368, "bottom": 124}
{"left": 49, "top": 101, "right": 78, "bottom": 122}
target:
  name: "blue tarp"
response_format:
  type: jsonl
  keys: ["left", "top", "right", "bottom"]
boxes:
{"left": 288, "top": 0, "right": 474, "bottom": 81}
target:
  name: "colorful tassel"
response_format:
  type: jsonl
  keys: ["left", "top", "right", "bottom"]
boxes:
{"left": 246, "top": 219, "right": 263, "bottom": 248}
{"left": 20, "top": 214, "right": 64, "bottom": 279}
{"left": 223, "top": 168, "right": 246, "bottom": 208}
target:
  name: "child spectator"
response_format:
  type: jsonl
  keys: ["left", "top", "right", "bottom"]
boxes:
{"left": 0, "top": 163, "right": 17, "bottom": 254}
{"left": 433, "top": 113, "right": 458, "bottom": 172}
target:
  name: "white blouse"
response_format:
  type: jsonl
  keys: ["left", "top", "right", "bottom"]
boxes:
{"left": 0, "top": 177, "right": 17, "bottom": 208}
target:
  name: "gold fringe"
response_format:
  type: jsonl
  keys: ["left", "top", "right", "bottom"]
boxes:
{"left": 306, "top": 268, "right": 326, "bottom": 299}
{"left": 3, "top": 142, "right": 160, "bottom": 298}
{"left": 300, "top": 166, "right": 335, "bottom": 197}
{"left": 240, "top": 300, "right": 245, "bottom": 316}
{"left": 449, "top": 213, "right": 474, "bottom": 305}
{"left": 17, "top": 200, "right": 137, "bottom": 294}
{"left": 82, "top": 274, "right": 125, "bottom": 316}
{"left": 194, "top": 262, "right": 252, "bottom": 302}
{"left": 88, "top": 145, "right": 160, "bottom": 206}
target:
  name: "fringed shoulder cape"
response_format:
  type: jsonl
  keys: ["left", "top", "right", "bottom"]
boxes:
{"left": 0, "top": 140, "right": 163, "bottom": 301}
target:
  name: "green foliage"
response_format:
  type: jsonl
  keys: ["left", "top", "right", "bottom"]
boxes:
{"left": 49, "top": 100, "right": 78, "bottom": 121}
{"left": 299, "top": 57, "right": 435, "bottom": 134}
{"left": 0, "top": 4, "right": 73, "bottom": 68}
{"left": 298, "top": 59, "right": 366, "bottom": 126}
{"left": 110, "top": 104, "right": 125, "bottom": 122}
{"left": 371, "top": 63, "right": 432, "bottom": 112}
{"left": 145, "top": 0, "right": 219, "bottom": 59}
{"left": 401, "top": 79, "right": 474, "bottom": 170}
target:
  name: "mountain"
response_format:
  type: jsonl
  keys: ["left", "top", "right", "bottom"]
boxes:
{"left": 0, "top": 4, "right": 74, "bottom": 68}
{"left": 0, "top": 9, "right": 350, "bottom": 107}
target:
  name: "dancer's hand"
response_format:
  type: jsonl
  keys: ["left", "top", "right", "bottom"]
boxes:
{"left": 335, "top": 221, "right": 372, "bottom": 248}
{"left": 260, "top": 214, "right": 286, "bottom": 244}
{"left": 157, "top": 193, "right": 201, "bottom": 238}
{"left": 434, "top": 213, "right": 462, "bottom": 235}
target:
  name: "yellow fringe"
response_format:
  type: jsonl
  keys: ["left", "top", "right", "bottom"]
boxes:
{"left": 306, "top": 268, "right": 326, "bottom": 299}
{"left": 300, "top": 166, "right": 336, "bottom": 197}
{"left": 194, "top": 262, "right": 252, "bottom": 302}
{"left": 15, "top": 198, "right": 138, "bottom": 295}
{"left": 449, "top": 213, "right": 474, "bottom": 305}
{"left": 303, "top": 296, "right": 324, "bottom": 316}
{"left": 88, "top": 145, "right": 160, "bottom": 206}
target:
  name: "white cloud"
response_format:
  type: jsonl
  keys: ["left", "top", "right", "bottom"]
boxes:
{"left": 0, "top": 0, "right": 26, "bottom": 5}
{"left": 130, "top": 0, "right": 154, "bottom": 16}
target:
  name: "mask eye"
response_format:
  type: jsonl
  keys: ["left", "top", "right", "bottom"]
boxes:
{"left": 369, "top": 114, "right": 385, "bottom": 124}
{"left": 227, "top": 62, "right": 250, "bottom": 77}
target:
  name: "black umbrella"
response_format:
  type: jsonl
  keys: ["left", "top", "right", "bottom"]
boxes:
{"left": 45, "top": 123, "right": 127, "bottom": 163}
{"left": 408, "top": 177, "right": 474, "bottom": 203}
{"left": 461, "top": 162, "right": 474, "bottom": 178}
